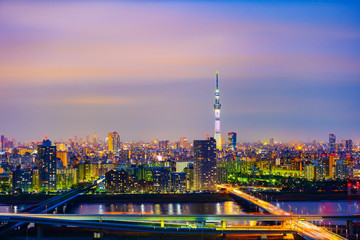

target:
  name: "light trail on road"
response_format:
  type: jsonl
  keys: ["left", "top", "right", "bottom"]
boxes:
{"left": 229, "top": 187, "right": 346, "bottom": 240}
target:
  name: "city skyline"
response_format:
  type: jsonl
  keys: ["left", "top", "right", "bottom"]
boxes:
{"left": 1, "top": 0, "right": 359, "bottom": 142}
{"left": 1, "top": 2, "right": 359, "bottom": 239}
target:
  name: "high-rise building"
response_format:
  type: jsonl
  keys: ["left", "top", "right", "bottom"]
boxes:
{"left": 37, "top": 139, "right": 57, "bottom": 192}
{"left": 56, "top": 151, "right": 68, "bottom": 168}
{"left": 315, "top": 165, "right": 327, "bottom": 180}
{"left": 194, "top": 138, "right": 217, "bottom": 191}
{"left": 217, "top": 164, "right": 228, "bottom": 184}
{"left": 159, "top": 140, "right": 169, "bottom": 149}
{"left": 221, "top": 136, "right": 226, "bottom": 149}
{"left": 171, "top": 172, "right": 186, "bottom": 192}
{"left": 93, "top": 132, "right": 98, "bottom": 147}
{"left": 327, "top": 155, "right": 335, "bottom": 179}
{"left": 105, "top": 169, "right": 131, "bottom": 193}
{"left": 214, "top": 72, "right": 222, "bottom": 150}
{"left": 304, "top": 164, "right": 316, "bottom": 180}
{"left": 1, "top": 135, "right": 4, "bottom": 152}
{"left": 329, "top": 133, "right": 336, "bottom": 152}
{"left": 184, "top": 163, "right": 194, "bottom": 190}
{"left": 12, "top": 166, "right": 33, "bottom": 193}
{"left": 179, "top": 137, "right": 188, "bottom": 148}
{"left": 56, "top": 168, "right": 78, "bottom": 190}
{"left": 334, "top": 164, "right": 350, "bottom": 180}
{"left": 108, "top": 132, "right": 120, "bottom": 153}
{"left": 228, "top": 132, "right": 237, "bottom": 151}
{"left": 152, "top": 167, "right": 171, "bottom": 193}
{"left": 55, "top": 143, "right": 66, "bottom": 152}
{"left": 345, "top": 139, "right": 353, "bottom": 153}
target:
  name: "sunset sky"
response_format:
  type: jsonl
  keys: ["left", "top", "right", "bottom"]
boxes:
{"left": 1, "top": 0, "right": 359, "bottom": 143}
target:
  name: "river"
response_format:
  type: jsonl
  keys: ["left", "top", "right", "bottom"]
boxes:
{"left": 1, "top": 200, "right": 358, "bottom": 239}
{"left": 1, "top": 200, "right": 359, "bottom": 215}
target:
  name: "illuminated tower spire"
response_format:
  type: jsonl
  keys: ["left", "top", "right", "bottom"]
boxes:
{"left": 214, "top": 71, "right": 221, "bottom": 150}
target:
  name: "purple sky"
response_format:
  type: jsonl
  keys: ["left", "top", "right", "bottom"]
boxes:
{"left": 0, "top": 1, "right": 359, "bottom": 143}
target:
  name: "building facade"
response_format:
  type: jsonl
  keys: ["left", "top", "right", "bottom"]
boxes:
{"left": 37, "top": 139, "right": 57, "bottom": 192}
{"left": 194, "top": 138, "right": 217, "bottom": 191}
{"left": 329, "top": 133, "right": 336, "bottom": 152}
{"left": 228, "top": 132, "right": 237, "bottom": 151}
{"left": 108, "top": 132, "right": 120, "bottom": 153}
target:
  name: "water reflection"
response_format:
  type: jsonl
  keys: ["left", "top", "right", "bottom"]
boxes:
{"left": 67, "top": 201, "right": 246, "bottom": 215}
{"left": 216, "top": 202, "right": 221, "bottom": 215}
{"left": 176, "top": 203, "right": 181, "bottom": 214}
{"left": 168, "top": 203, "right": 174, "bottom": 215}
{"left": 271, "top": 200, "right": 360, "bottom": 215}
{"left": 99, "top": 204, "right": 104, "bottom": 214}
{"left": 0, "top": 204, "right": 29, "bottom": 213}
{"left": 1, "top": 200, "right": 357, "bottom": 217}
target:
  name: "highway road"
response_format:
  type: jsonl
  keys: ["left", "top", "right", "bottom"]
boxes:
{"left": 0, "top": 213, "right": 358, "bottom": 222}
{"left": 230, "top": 188, "right": 347, "bottom": 240}
{"left": 0, "top": 213, "right": 296, "bottom": 235}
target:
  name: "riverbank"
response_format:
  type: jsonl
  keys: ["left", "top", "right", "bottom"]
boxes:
{"left": 0, "top": 194, "right": 53, "bottom": 204}
{"left": 0, "top": 193, "right": 233, "bottom": 204}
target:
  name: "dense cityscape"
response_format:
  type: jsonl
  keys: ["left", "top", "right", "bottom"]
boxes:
{"left": 1, "top": 0, "right": 359, "bottom": 239}
{"left": 1, "top": 132, "right": 359, "bottom": 195}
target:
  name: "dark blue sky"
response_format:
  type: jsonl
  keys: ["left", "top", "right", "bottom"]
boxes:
{"left": 0, "top": 0, "right": 359, "bottom": 142}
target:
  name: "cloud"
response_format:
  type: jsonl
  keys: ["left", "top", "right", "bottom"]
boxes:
{"left": 0, "top": 0, "right": 359, "bottom": 87}
{"left": 59, "top": 96, "right": 138, "bottom": 105}
{"left": 0, "top": 1, "right": 359, "bottom": 142}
